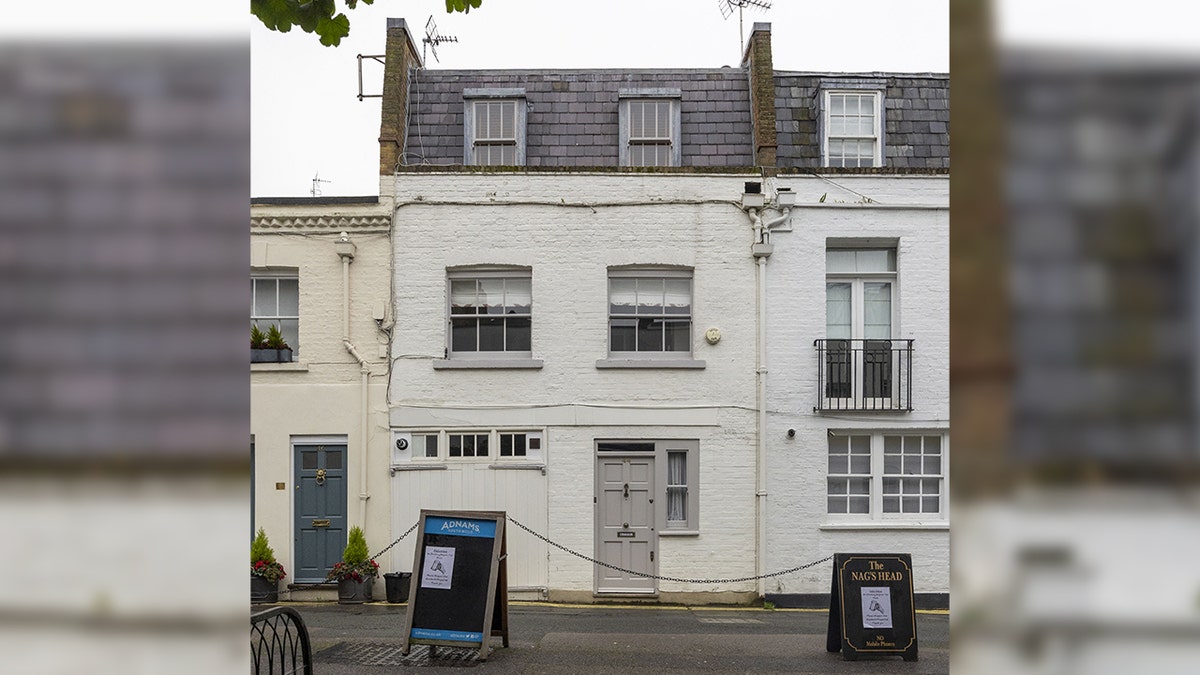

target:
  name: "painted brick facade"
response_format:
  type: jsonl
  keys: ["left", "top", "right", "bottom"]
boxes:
{"left": 386, "top": 173, "right": 762, "bottom": 599}
{"left": 761, "top": 176, "right": 950, "bottom": 599}
{"left": 250, "top": 197, "right": 395, "bottom": 596}
{"left": 246, "top": 18, "right": 948, "bottom": 602}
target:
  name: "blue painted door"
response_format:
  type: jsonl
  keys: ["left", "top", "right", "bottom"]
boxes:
{"left": 294, "top": 444, "right": 347, "bottom": 583}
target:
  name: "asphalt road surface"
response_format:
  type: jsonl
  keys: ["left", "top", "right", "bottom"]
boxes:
{"left": 284, "top": 601, "right": 949, "bottom": 674}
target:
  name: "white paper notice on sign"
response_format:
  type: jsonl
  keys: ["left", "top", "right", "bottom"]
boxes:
{"left": 861, "top": 586, "right": 893, "bottom": 629}
{"left": 421, "top": 546, "right": 456, "bottom": 590}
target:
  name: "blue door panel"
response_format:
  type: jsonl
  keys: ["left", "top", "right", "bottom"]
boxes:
{"left": 294, "top": 444, "right": 347, "bottom": 583}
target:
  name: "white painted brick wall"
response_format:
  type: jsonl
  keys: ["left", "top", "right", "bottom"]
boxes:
{"left": 763, "top": 175, "right": 950, "bottom": 594}
{"left": 388, "top": 173, "right": 762, "bottom": 592}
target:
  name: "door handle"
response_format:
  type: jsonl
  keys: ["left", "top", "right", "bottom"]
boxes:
{"left": 623, "top": 483, "right": 629, "bottom": 499}
{"left": 650, "top": 551, "right": 654, "bottom": 562}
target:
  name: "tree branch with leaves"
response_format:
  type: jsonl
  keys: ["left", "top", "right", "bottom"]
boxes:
{"left": 252, "top": 0, "right": 482, "bottom": 47}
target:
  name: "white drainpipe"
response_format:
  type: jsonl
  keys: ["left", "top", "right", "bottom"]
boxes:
{"left": 747, "top": 195, "right": 791, "bottom": 599}
{"left": 335, "top": 233, "right": 371, "bottom": 528}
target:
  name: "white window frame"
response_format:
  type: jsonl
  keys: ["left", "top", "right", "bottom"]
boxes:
{"left": 618, "top": 89, "right": 682, "bottom": 167}
{"left": 606, "top": 268, "right": 694, "bottom": 359}
{"left": 821, "top": 89, "right": 883, "bottom": 168}
{"left": 252, "top": 271, "right": 299, "bottom": 357}
{"left": 391, "top": 429, "right": 545, "bottom": 466}
{"left": 463, "top": 88, "right": 527, "bottom": 166}
{"left": 825, "top": 431, "right": 948, "bottom": 523}
{"left": 445, "top": 268, "right": 533, "bottom": 360}
{"left": 825, "top": 247, "right": 898, "bottom": 409}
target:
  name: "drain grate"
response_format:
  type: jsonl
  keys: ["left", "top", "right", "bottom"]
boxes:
{"left": 316, "top": 641, "right": 484, "bottom": 667}
{"left": 695, "top": 617, "right": 765, "bottom": 624}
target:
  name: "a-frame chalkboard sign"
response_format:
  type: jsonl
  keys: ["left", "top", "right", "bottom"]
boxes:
{"left": 826, "top": 553, "right": 918, "bottom": 661}
{"left": 400, "top": 510, "right": 509, "bottom": 660}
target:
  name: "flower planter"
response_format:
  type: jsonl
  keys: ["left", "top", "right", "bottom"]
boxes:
{"left": 337, "top": 577, "right": 374, "bottom": 604}
{"left": 277, "top": 348, "right": 293, "bottom": 363}
{"left": 251, "top": 575, "right": 278, "bottom": 604}
{"left": 251, "top": 349, "right": 277, "bottom": 363}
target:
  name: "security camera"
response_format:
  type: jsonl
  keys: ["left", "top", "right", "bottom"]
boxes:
{"left": 787, "top": 428, "right": 796, "bottom": 439}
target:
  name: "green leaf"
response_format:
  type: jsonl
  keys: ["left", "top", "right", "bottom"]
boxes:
{"left": 317, "top": 13, "right": 351, "bottom": 47}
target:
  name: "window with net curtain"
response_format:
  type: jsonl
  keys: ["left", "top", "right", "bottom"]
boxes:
{"left": 666, "top": 450, "right": 689, "bottom": 524}
{"left": 448, "top": 272, "right": 532, "bottom": 356}
{"left": 252, "top": 274, "right": 299, "bottom": 354}
{"left": 608, "top": 270, "right": 692, "bottom": 355}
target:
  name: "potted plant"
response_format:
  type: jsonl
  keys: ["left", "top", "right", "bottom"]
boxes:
{"left": 327, "top": 526, "right": 379, "bottom": 604}
{"left": 251, "top": 527, "right": 286, "bottom": 603}
{"left": 251, "top": 324, "right": 276, "bottom": 363}
{"left": 265, "top": 323, "right": 293, "bottom": 363}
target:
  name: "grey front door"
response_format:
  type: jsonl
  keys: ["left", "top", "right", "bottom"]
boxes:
{"left": 595, "top": 451, "right": 656, "bottom": 594}
{"left": 294, "top": 444, "right": 347, "bottom": 583}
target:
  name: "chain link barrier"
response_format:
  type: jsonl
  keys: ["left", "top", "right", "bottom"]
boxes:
{"left": 282, "top": 521, "right": 420, "bottom": 594}
{"left": 282, "top": 516, "right": 833, "bottom": 594}
{"left": 505, "top": 514, "right": 834, "bottom": 585}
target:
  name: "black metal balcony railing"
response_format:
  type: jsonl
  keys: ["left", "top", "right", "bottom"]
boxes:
{"left": 252, "top": 606, "right": 314, "bottom": 675}
{"left": 814, "top": 339, "right": 913, "bottom": 412}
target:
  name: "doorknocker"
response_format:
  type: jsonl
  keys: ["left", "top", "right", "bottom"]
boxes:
{"left": 315, "top": 468, "right": 327, "bottom": 486}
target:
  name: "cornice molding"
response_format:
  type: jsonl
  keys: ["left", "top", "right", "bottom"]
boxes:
{"left": 250, "top": 215, "right": 392, "bottom": 230}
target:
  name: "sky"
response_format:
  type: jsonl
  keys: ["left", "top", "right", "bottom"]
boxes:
{"left": 3, "top": 1, "right": 1198, "bottom": 197}
{"left": 249, "top": 0, "right": 951, "bottom": 197}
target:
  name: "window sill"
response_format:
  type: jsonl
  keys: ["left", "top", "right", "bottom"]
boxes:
{"left": 433, "top": 358, "right": 544, "bottom": 370}
{"left": 819, "top": 521, "right": 948, "bottom": 531}
{"left": 389, "top": 464, "right": 447, "bottom": 473}
{"left": 595, "top": 358, "right": 706, "bottom": 370}
{"left": 251, "top": 361, "right": 309, "bottom": 372}
{"left": 659, "top": 530, "right": 700, "bottom": 537}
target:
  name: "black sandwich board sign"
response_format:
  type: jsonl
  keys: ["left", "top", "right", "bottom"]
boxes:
{"left": 826, "top": 553, "right": 918, "bottom": 661}
{"left": 400, "top": 510, "right": 509, "bottom": 660}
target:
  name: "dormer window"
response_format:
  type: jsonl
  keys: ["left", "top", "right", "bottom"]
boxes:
{"left": 619, "top": 89, "right": 681, "bottom": 167}
{"left": 463, "top": 88, "right": 526, "bottom": 166}
{"left": 822, "top": 90, "right": 883, "bottom": 168}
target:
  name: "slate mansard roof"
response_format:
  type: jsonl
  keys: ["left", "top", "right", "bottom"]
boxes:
{"left": 400, "top": 68, "right": 948, "bottom": 170}
{"left": 774, "top": 73, "right": 950, "bottom": 169}
{"left": 402, "top": 68, "right": 755, "bottom": 168}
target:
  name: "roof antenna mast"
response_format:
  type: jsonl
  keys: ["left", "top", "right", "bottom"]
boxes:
{"left": 718, "top": 0, "right": 772, "bottom": 56}
{"left": 310, "top": 173, "right": 331, "bottom": 197}
{"left": 422, "top": 16, "right": 459, "bottom": 64}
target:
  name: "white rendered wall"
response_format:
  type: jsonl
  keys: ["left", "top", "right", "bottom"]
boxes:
{"left": 250, "top": 201, "right": 394, "bottom": 582}
{"left": 387, "top": 173, "right": 761, "bottom": 593}
{"left": 762, "top": 175, "right": 950, "bottom": 595}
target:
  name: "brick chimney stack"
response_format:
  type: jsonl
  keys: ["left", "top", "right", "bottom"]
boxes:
{"left": 742, "top": 22, "right": 777, "bottom": 170}
{"left": 378, "top": 18, "right": 422, "bottom": 175}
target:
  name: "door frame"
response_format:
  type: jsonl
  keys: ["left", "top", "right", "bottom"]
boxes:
{"left": 594, "top": 443, "right": 658, "bottom": 595}
{"left": 292, "top": 435, "right": 348, "bottom": 583}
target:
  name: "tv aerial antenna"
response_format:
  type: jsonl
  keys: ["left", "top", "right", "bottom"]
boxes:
{"left": 310, "top": 173, "right": 331, "bottom": 197}
{"left": 718, "top": 0, "right": 772, "bottom": 56}
{"left": 422, "top": 16, "right": 459, "bottom": 64}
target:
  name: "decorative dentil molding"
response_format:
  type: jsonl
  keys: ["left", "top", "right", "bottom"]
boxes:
{"left": 250, "top": 215, "right": 392, "bottom": 230}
